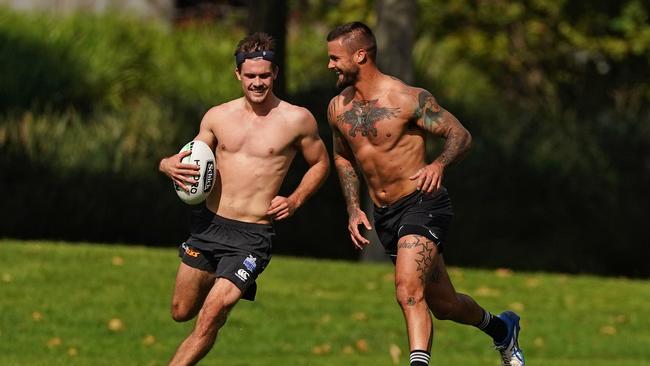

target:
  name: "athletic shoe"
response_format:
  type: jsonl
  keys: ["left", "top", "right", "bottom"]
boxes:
{"left": 494, "top": 311, "right": 525, "bottom": 366}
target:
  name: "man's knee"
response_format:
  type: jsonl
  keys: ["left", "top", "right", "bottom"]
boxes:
{"left": 395, "top": 279, "right": 425, "bottom": 309}
{"left": 171, "top": 301, "right": 198, "bottom": 322}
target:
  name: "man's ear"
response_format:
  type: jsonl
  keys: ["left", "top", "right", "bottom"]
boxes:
{"left": 234, "top": 67, "right": 242, "bottom": 81}
{"left": 355, "top": 49, "right": 367, "bottom": 64}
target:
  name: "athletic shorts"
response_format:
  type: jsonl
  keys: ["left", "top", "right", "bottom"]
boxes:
{"left": 178, "top": 205, "right": 274, "bottom": 301}
{"left": 373, "top": 188, "right": 453, "bottom": 262}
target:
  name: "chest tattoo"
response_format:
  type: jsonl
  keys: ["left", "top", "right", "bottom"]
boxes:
{"left": 336, "top": 99, "right": 400, "bottom": 137}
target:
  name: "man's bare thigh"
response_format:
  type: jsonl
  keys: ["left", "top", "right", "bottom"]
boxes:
{"left": 395, "top": 234, "right": 456, "bottom": 294}
{"left": 172, "top": 262, "right": 216, "bottom": 318}
{"left": 395, "top": 234, "right": 438, "bottom": 285}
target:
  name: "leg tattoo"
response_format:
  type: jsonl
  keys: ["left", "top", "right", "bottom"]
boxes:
{"left": 399, "top": 237, "right": 437, "bottom": 285}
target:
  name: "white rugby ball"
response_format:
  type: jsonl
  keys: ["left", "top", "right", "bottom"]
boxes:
{"left": 174, "top": 140, "right": 216, "bottom": 205}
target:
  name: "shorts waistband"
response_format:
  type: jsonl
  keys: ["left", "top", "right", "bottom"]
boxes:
{"left": 374, "top": 187, "right": 447, "bottom": 212}
{"left": 198, "top": 205, "right": 274, "bottom": 233}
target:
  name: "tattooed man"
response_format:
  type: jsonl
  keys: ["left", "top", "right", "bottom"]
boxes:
{"left": 326, "top": 22, "right": 524, "bottom": 366}
{"left": 159, "top": 32, "right": 329, "bottom": 365}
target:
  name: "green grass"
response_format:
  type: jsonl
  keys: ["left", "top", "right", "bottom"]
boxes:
{"left": 1, "top": 240, "right": 649, "bottom": 366}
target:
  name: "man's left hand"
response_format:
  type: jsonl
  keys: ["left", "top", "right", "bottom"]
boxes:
{"left": 267, "top": 196, "right": 297, "bottom": 221}
{"left": 409, "top": 162, "right": 444, "bottom": 193}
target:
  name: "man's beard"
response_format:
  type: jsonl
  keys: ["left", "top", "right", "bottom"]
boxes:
{"left": 336, "top": 67, "right": 359, "bottom": 90}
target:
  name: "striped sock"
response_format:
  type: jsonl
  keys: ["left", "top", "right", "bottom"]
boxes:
{"left": 410, "top": 350, "right": 430, "bottom": 366}
{"left": 476, "top": 309, "right": 508, "bottom": 343}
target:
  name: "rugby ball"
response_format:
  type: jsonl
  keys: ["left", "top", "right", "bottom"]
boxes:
{"left": 174, "top": 140, "right": 216, "bottom": 205}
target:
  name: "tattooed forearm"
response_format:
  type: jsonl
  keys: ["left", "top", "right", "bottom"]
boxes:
{"left": 331, "top": 125, "right": 361, "bottom": 213}
{"left": 337, "top": 164, "right": 361, "bottom": 212}
{"left": 435, "top": 126, "right": 471, "bottom": 166}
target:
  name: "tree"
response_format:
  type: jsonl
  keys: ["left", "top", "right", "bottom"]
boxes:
{"left": 375, "top": 0, "right": 417, "bottom": 84}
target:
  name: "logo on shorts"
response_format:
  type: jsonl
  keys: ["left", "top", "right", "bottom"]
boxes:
{"left": 235, "top": 269, "right": 250, "bottom": 282}
{"left": 182, "top": 243, "right": 200, "bottom": 258}
{"left": 243, "top": 255, "right": 257, "bottom": 272}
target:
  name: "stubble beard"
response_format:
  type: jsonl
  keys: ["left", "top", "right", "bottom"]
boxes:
{"left": 336, "top": 67, "right": 359, "bottom": 90}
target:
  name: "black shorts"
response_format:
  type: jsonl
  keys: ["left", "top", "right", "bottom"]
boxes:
{"left": 178, "top": 205, "right": 274, "bottom": 301}
{"left": 373, "top": 188, "right": 453, "bottom": 261}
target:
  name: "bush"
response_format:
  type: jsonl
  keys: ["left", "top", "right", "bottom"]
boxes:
{"left": 0, "top": 9, "right": 245, "bottom": 247}
{"left": 0, "top": 8, "right": 242, "bottom": 116}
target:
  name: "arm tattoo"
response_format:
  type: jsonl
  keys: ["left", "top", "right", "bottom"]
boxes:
{"left": 415, "top": 90, "right": 470, "bottom": 166}
{"left": 437, "top": 128, "right": 466, "bottom": 166}
{"left": 331, "top": 110, "right": 361, "bottom": 212}
{"left": 338, "top": 164, "right": 361, "bottom": 212}
{"left": 327, "top": 99, "right": 337, "bottom": 123}
{"left": 332, "top": 128, "right": 347, "bottom": 155}
{"left": 337, "top": 99, "right": 400, "bottom": 137}
{"left": 415, "top": 90, "right": 444, "bottom": 130}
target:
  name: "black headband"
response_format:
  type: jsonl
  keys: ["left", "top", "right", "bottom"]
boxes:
{"left": 235, "top": 50, "right": 275, "bottom": 67}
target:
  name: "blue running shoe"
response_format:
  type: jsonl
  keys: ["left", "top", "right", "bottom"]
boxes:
{"left": 495, "top": 311, "right": 525, "bottom": 366}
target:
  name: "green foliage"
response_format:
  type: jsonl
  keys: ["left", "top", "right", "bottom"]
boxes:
{"left": 286, "top": 23, "right": 333, "bottom": 93}
{"left": 2, "top": 241, "right": 650, "bottom": 365}
{"left": 0, "top": 8, "right": 247, "bottom": 176}
{"left": 415, "top": 0, "right": 650, "bottom": 119}
{"left": 0, "top": 100, "right": 178, "bottom": 176}
{"left": 412, "top": 0, "right": 650, "bottom": 276}
{"left": 290, "top": 0, "right": 375, "bottom": 26}
{"left": 0, "top": 8, "right": 242, "bottom": 114}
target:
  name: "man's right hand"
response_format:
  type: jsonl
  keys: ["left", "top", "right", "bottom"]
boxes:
{"left": 348, "top": 208, "right": 372, "bottom": 250}
{"left": 158, "top": 150, "right": 200, "bottom": 192}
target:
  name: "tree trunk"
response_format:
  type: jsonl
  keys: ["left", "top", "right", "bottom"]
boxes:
{"left": 361, "top": 0, "right": 417, "bottom": 262}
{"left": 245, "top": 0, "right": 287, "bottom": 98}
{"left": 374, "top": 0, "right": 416, "bottom": 84}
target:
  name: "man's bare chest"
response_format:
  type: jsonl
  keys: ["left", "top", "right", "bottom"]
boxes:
{"left": 335, "top": 99, "right": 414, "bottom": 144}
{"left": 214, "top": 123, "right": 295, "bottom": 157}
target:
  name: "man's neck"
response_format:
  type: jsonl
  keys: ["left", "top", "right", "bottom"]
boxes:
{"left": 243, "top": 93, "right": 280, "bottom": 117}
{"left": 352, "top": 67, "right": 384, "bottom": 101}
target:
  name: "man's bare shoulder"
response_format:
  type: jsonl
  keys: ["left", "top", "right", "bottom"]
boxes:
{"left": 327, "top": 87, "right": 354, "bottom": 126}
{"left": 329, "top": 86, "right": 354, "bottom": 105}
{"left": 382, "top": 76, "right": 423, "bottom": 108}
{"left": 275, "top": 101, "right": 319, "bottom": 137}
{"left": 277, "top": 100, "right": 316, "bottom": 125}
{"left": 199, "top": 98, "right": 245, "bottom": 128}
{"left": 205, "top": 98, "right": 243, "bottom": 118}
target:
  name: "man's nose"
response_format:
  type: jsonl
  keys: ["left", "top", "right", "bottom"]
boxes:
{"left": 328, "top": 60, "right": 335, "bottom": 69}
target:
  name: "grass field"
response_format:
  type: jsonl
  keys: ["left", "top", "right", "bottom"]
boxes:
{"left": 1, "top": 240, "right": 649, "bottom": 366}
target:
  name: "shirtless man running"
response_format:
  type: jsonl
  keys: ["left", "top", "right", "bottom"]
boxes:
{"left": 159, "top": 32, "right": 329, "bottom": 365}
{"left": 326, "top": 22, "right": 524, "bottom": 366}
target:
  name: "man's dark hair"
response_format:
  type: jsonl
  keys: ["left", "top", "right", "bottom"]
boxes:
{"left": 327, "top": 21, "right": 377, "bottom": 61}
{"left": 234, "top": 32, "right": 276, "bottom": 69}
{"left": 235, "top": 31, "right": 275, "bottom": 54}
